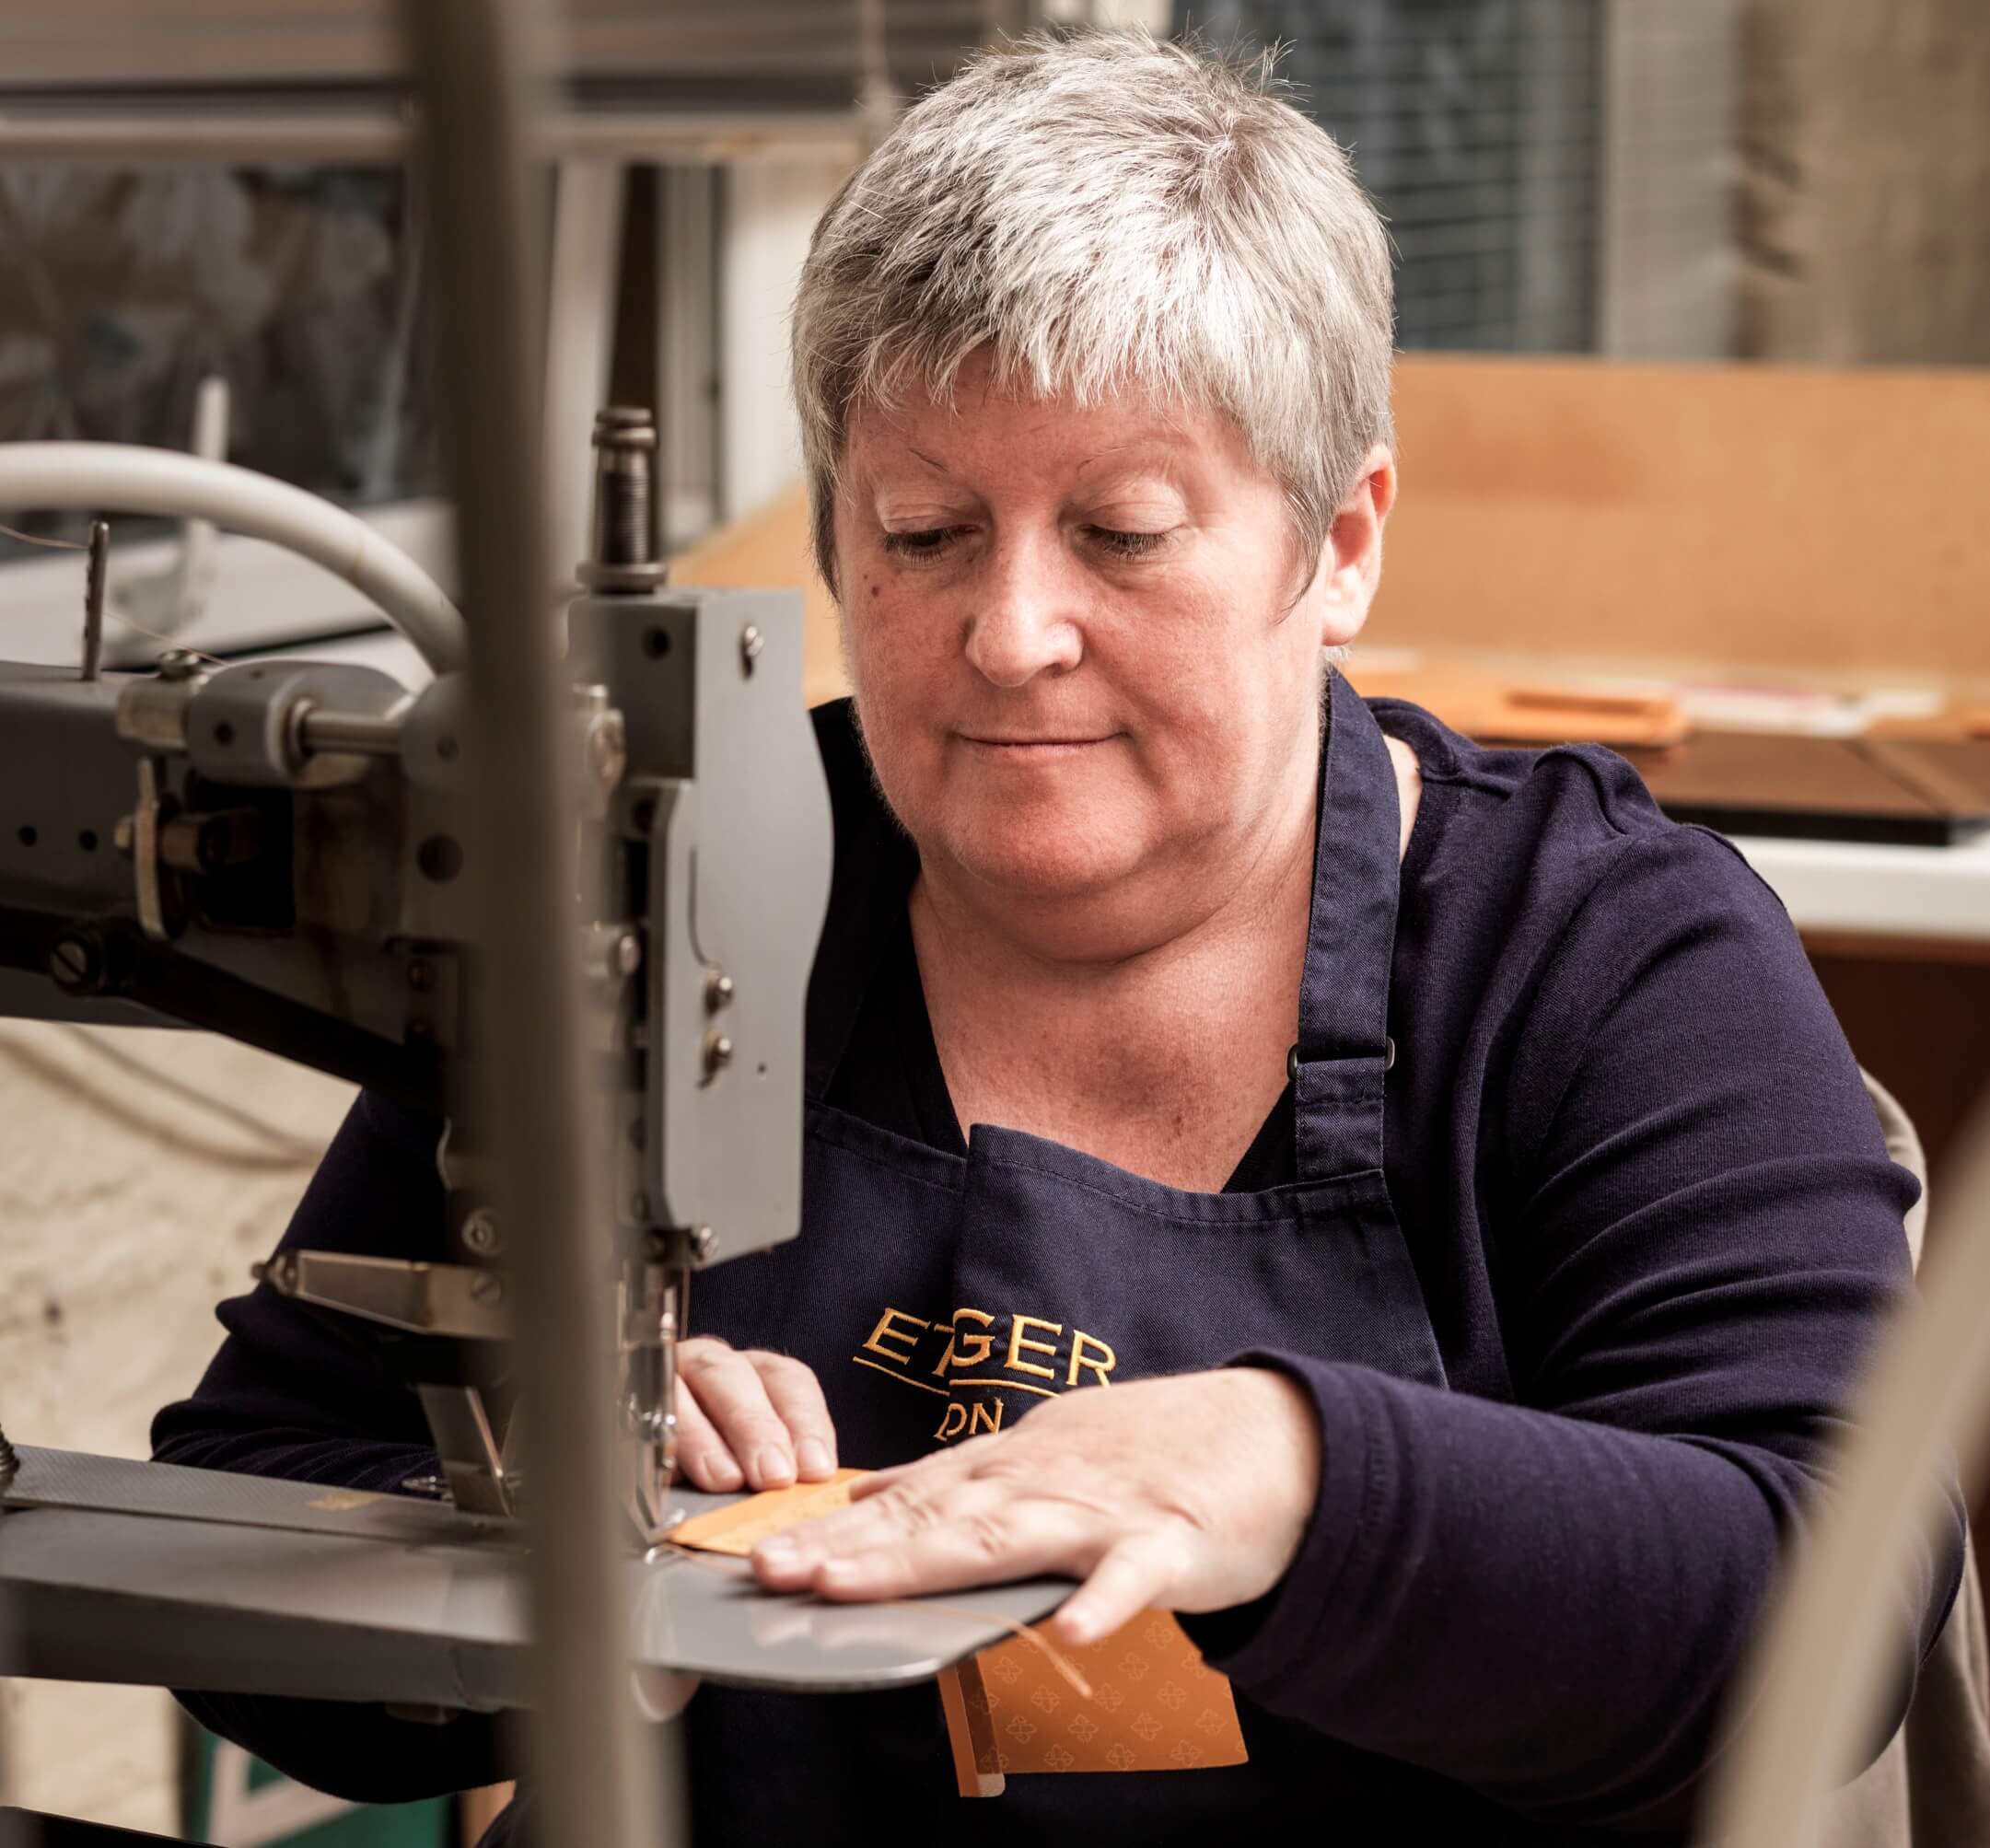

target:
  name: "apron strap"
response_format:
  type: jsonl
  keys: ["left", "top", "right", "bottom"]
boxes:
{"left": 1292, "top": 671, "right": 1402, "bottom": 1180}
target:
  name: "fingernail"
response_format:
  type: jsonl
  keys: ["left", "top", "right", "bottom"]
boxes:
{"left": 706, "top": 1453, "right": 743, "bottom": 1492}
{"left": 796, "top": 1438, "right": 833, "bottom": 1479}
{"left": 820, "top": 1557, "right": 866, "bottom": 1589}
{"left": 755, "top": 1447, "right": 796, "bottom": 1489}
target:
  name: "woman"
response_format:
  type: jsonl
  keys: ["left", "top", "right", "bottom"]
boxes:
{"left": 156, "top": 29, "right": 1961, "bottom": 1843}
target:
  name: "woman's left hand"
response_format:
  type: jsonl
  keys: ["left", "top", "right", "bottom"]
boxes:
{"left": 749, "top": 1366, "right": 1321, "bottom": 1646}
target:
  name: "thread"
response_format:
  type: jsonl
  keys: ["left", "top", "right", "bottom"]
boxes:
{"left": 0, "top": 522, "right": 86, "bottom": 552}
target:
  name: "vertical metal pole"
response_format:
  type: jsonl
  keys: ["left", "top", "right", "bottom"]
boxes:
{"left": 394, "top": 4, "right": 667, "bottom": 1845}
{"left": 80, "top": 520, "right": 107, "bottom": 681}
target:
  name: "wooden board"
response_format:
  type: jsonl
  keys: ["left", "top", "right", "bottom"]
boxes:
{"left": 1381, "top": 354, "right": 1990, "bottom": 688}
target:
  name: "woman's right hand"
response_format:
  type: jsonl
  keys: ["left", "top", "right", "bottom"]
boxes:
{"left": 672, "top": 1338, "right": 840, "bottom": 1494}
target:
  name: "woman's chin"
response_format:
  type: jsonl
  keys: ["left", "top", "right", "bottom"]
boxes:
{"left": 938, "top": 818, "right": 1146, "bottom": 905}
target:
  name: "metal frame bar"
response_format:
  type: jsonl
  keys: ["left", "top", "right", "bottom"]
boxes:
{"left": 396, "top": 2, "right": 664, "bottom": 1842}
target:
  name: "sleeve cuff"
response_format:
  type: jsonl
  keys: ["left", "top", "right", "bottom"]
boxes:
{"left": 1179, "top": 1351, "right": 1380, "bottom": 1698}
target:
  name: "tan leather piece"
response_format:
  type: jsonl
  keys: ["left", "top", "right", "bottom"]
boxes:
{"left": 966, "top": 1610, "right": 1248, "bottom": 1783}
{"left": 664, "top": 1470, "right": 867, "bottom": 1555}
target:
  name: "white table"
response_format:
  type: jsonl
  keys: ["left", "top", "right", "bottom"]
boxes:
{"left": 1733, "top": 831, "right": 1990, "bottom": 947}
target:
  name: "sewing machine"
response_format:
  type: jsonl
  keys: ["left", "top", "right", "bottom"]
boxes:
{"left": 0, "top": 413, "right": 1062, "bottom": 1721}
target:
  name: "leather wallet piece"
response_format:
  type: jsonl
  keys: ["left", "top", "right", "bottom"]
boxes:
{"left": 960, "top": 1610, "right": 1248, "bottom": 1784}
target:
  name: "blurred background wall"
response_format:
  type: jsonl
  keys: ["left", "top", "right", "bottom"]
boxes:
{"left": 1740, "top": 0, "right": 1990, "bottom": 366}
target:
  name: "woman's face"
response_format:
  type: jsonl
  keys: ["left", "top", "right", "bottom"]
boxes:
{"left": 835, "top": 355, "right": 1392, "bottom": 921}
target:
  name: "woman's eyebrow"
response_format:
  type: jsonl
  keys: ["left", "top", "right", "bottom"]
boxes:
{"left": 1073, "top": 436, "right": 1193, "bottom": 480}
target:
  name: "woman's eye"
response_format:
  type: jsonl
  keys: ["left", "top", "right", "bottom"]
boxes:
{"left": 1087, "top": 528, "right": 1170, "bottom": 559}
{"left": 881, "top": 527, "right": 966, "bottom": 561}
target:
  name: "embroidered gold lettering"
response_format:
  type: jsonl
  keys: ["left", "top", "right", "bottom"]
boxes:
{"left": 862, "top": 1307, "right": 930, "bottom": 1366}
{"left": 969, "top": 1400, "right": 1005, "bottom": 1436}
{"left": 1007, "top": 1314, "right": 1063, "bottom": 1381}
{"left": 948, "top": 1307, "right": 997, "bottom": 1370}
{"left": 935, "top": 1402, "right": 971, "bottom": 1443}
{"left": 1066, "top": 1331, "right": 1118, "bottom": 1389}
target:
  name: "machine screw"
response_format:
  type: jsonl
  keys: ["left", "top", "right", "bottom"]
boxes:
{"left": 704, "top": 970, "right": 735, "bottom": 1012}
{"left": 47, "top": 936, "right": 99, "bottom": 993}
{"left": 460, "top": 1209, "right": 502, "bottom": 1257}
{"left": 691, "top": 1226, "right": 718, "bottom": 1262}
{"left": 609, "top": 931, "right": 641, "bottom": 979}
{"left": 157, "top": 649, "right": 203, "bottom": 681}
{"left": 469, "top": 1272, "right": 505, "bottom": 1307}
{"left": 739, "top": 624, "right": 764, "bottom": 677}
{"left": 703, "top": 1031, "right": 734, "bottom": 1078}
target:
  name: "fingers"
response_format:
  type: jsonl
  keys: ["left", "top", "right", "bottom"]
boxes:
{"left": 757, "top": 1463, "right": 983, "bottom": 1581}
{"left": 675, "top": 1341, "right": 839, "bottom": 1493}
{"left": 751, "top": 1471, "right": 1106, "bottom": 1598}
{"left": 1049, "top": 1533, "right": 1180, "bottom": 1647}
{"left": 753, "top": 1353, "right": 839, "bottom": 1481}
{"left": 670, "top": 1380, "right": 745, "bottom": 1493}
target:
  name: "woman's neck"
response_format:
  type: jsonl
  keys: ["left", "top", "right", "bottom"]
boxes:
{"left": 908, "top": 753, "right": 1321, "bottom": 1189}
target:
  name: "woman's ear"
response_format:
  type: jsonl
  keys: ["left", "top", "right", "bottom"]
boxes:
{"left": 1317, "top": 445, "right": 1398, "bottom": 648}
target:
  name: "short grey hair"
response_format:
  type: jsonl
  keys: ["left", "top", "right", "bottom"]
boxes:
{"left": 790, "top": 27, "right": 1395, "bottom": 597}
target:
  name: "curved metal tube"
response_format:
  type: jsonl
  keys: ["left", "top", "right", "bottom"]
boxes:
{"left": 0, "top": 443, "right": 467, "bottom": 672}
{"left": 1701, "top": 1088, "right": 1990, "bottom": 1845}
{"left": 395, "top": 1, "right": 666, "bottom": 1844}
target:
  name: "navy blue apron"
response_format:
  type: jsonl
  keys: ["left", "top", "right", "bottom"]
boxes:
{"left": 682, "top": 675, "right": 1461, "bottom": 1844}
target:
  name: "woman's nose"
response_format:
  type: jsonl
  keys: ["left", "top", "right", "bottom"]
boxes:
{"left": 962, "top": 539, "right": 1083, "bottom": 687}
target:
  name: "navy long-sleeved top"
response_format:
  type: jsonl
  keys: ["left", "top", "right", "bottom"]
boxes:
{"left": 154, "top": 693, "right": 1963, "bottom": 1842}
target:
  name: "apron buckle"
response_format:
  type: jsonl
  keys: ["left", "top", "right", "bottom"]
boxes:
{"left": 1287, "top": 1036, "right": 1395, "bottom": 1083}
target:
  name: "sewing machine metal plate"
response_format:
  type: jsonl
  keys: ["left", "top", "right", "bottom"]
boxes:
{"left": 0, "top": 1447, "right": 1067, "bottom": 1705}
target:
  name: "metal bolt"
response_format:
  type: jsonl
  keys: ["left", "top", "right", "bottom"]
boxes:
{"left": 407, "top": 958, "right": 436, "bottom": 994}
{"left": 739, "top": 624, "right": 763, "bottom": 676}
{"left": 704, "top": 970, "right": 735, "bottom": 1012}
{"left": 585, "top": 708, "right": 628, "bottom": 796}
{"left": 157, "top": 649, "right": 203, "bottom": 681}
{"left": 704, "top": 1031, "right": 734, "bottom": 1078}
{"left": 460, "top": 1209, "right": 502, "bottom": 1257}
{"left": 609, "top": 931, "right": 641, "bottom": 979}
{"left": 691, "top": 1225, "right": 718, "bottom": 1262}
{"left": 469, "top": 1271, "right": 505, "bottom": 1307}
{"left": 47, "top": 936, "right": 98, "bottom": 992}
